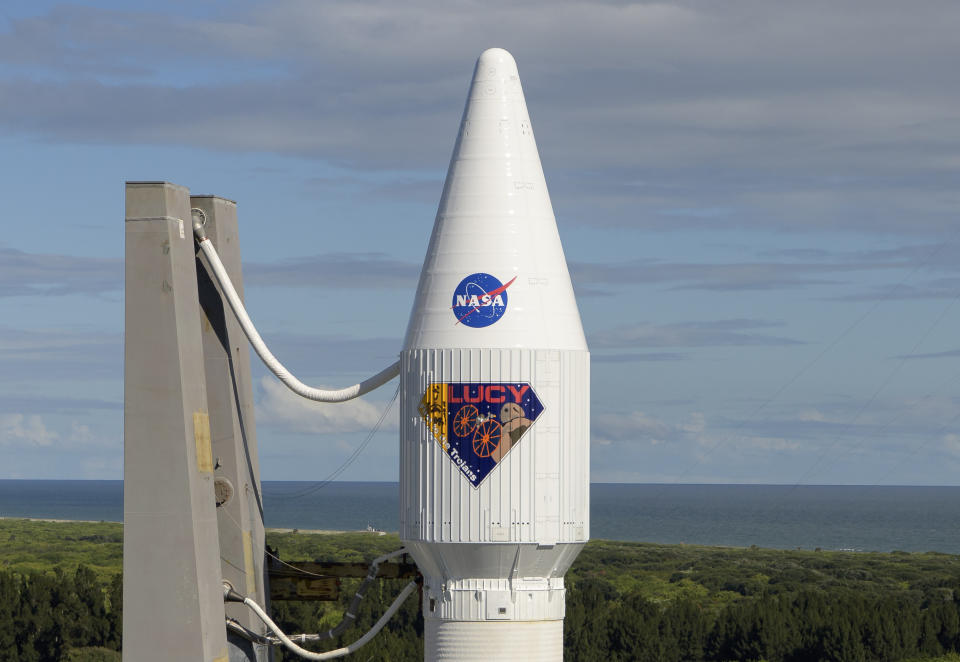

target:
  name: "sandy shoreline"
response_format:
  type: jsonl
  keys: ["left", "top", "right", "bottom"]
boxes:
{"left": 0, "top": 517, "right": 389, "bottom": 535}
{"left": 0, "top": 516, "right": 118, "bottom": 524}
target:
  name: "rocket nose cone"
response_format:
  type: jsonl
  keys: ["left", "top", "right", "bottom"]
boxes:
{"left": 403, "top": 48, "right": 587, "bottom": 351}
{"left": 477, "top": 47, "right": 518, "bottom": 72}
{"left": 470, "top": 48, "right": 522, "bottom": 104}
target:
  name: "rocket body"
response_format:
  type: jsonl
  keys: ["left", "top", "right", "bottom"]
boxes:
{"left": 401, "top": 48, "right": 589, "bottom": 661}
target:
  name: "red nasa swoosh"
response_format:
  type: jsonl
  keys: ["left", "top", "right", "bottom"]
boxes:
{"left": 453, "top": 276, "right": 517, "bottom": 324}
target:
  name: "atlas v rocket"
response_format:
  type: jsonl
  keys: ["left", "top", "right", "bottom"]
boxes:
{"left": 400, "top": 48, "right": 590, "bottom": 661}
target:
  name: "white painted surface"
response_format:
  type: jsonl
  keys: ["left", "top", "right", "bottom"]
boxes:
{"left": 426, "top": 620, "right": 564, "bottom": 662}
{"left": 400, "top": 349, "right": 589, "bottom": 547}
{"left": 401, "top": 47, "right": 589, "bottom": 661}
{"left": 403, "top": 47, "right": 587, "bottom": 352}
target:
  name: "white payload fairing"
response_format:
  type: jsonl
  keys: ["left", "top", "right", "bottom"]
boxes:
{"left": 400, "top": 48, "right": 590, "bottom": 661}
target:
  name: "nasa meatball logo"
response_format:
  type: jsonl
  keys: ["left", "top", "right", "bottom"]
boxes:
{"left": 418, "top": 382, "right": 544, "bottom": 486}
{"left": 451, "top": 272, "right": 516, "bottom": 327}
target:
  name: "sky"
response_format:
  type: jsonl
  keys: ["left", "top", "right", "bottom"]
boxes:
{"left": 2, "top": 0, "right": 960, "bottom": 484}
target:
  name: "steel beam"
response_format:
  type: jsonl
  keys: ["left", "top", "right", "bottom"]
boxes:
{"left": 123, "top": 182, "right": 229, "bottom": 662}
{"left": 192, "top": 195, "right": 270, "bottom": 662}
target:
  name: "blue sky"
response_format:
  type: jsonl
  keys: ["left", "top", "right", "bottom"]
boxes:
{"left": 2, "top": 0, "right": 960, "bottom": 484}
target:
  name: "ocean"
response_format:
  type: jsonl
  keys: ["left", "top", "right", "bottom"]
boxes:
{"left": 1, "top": 480, "right": 959, "bottom": 554}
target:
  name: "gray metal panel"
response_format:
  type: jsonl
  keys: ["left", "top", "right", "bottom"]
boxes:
{"left": 192, "top": 195, "right": 271, "bottom": 662}
{"left": 123, "top": 182, "right": 229, "bottom": 662}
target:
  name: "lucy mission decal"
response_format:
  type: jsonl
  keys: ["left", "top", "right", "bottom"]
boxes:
{"left": 451, "top": 273, "right": 517, "bottom": 327}
{"left": 418, "top": 383, "right": 543, "bottom": 486}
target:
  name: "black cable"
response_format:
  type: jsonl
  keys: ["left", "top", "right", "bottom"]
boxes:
{"left": 270, "top": 385, "right": 399, "bottom": 501}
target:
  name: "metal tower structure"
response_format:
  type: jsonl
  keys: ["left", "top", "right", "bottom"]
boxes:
{"left": 124, "top": 182, "right": 269, "bottom": 662}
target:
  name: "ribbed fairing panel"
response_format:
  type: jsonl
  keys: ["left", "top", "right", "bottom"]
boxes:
{"left": 400, "top": 47, "right": 590, "bottom": 661}
{"left": 400, "top": 347, "right": 589, "bottom": 550}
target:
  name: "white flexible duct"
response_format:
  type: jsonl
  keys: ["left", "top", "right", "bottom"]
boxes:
{"left": 195, "top": 234, "right": 399, "bottom": 402}
{"left": 243, "top": 581, "right": 418, "bottom": 660}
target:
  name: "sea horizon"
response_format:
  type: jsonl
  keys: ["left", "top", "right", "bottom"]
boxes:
{"left": 4, "top": 478, "right": 959, "bottom": 486}
{"left": 3, "top": 480, "right": 960, "bottom": 554}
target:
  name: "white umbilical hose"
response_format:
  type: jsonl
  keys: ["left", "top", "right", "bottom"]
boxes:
{"left": 194, "top": 227, "right": 399, "bottom": 402}
{"left": 239, "top": 581, "right": 418, "bottom": 660}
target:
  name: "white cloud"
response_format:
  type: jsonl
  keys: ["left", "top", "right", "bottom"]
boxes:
{"left": 591, "top": 319, "right": 803, "bottom": 349}
{"left": 0, "top": 247, "right": 121, "bottom": 297}
{"left": 943, "top": 433, "right": 960, "bottom": 456}
{"left": 3, "top": 0, "right": 960, "bottom": 234}
{"left": 68, "top": 422, "right": 95, "bottom": 444}
{"left": 0, "top": 326, "right": 120, "bottom": 380}
{"left": 592, "top": 410, "right": 706, "bottom": 446}
{"left": 796, "top": 409, "right": 827, "bottom": 423}
{"left": 0, "top": 413, "right": 58, "bottom": 447}
{"left": 255, "top": 377, "right": 398, "bottom": 435}
{"left": 744, "top": 436, "right": 801, "bottom": 452}
{"left": 245, "top": 253, "right": 418, "bottom": 289}
{"left": 680, "top": 412, "right": 705, "bottom": 435}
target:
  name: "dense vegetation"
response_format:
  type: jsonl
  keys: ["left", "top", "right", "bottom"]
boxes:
{"left": 5, "top": 519, "right": 960, "bottom": 660}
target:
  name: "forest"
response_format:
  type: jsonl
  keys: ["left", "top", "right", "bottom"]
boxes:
{"left": 4, "top": 518, "right": 960, "bottom": 661}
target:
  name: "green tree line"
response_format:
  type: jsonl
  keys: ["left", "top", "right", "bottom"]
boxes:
{"left": 6, "top": 566, "right": 960, "bottom": 662}
{"left": 5, "top": 520, "right": 960, "bottom": 661}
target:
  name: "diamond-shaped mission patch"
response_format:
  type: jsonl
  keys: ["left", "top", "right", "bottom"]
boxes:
{"left": 418, "top": 383, "right": 544, "bottom": 487}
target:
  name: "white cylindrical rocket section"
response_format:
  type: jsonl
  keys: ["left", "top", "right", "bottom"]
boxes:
{"left": 401, "top": 48, "right": 589, "bottom": 661}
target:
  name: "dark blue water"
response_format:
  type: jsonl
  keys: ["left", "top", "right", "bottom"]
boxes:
{"left": 2, "top": 480, "right": 959, "bottom": 554}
